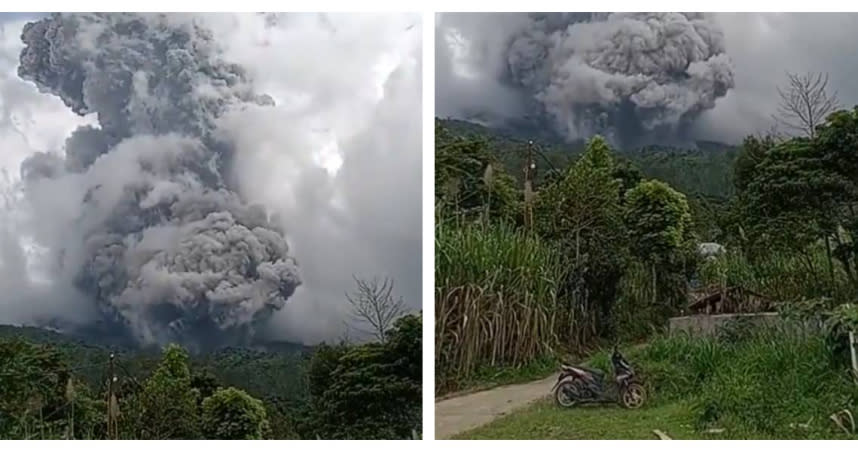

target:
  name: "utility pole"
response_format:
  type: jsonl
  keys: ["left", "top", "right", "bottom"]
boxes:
{"left": 106, "top": 353, "right": 118, "bottom": 439}
{"left": 849, "top": 330, "right": 857, "bottom": 380}
{"left": 523, "top": 140, "right": 536, "bottom": 231}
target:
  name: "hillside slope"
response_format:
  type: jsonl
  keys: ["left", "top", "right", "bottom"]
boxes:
{"left": 437, "top": 118, "right": 738, "bottom": 200}
{"left": 0, "top": 324, "right": 311, "bottom": 404}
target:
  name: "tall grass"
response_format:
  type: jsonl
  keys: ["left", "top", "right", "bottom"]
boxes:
{"left": 698, "top": 247, "right": 854, "bottom": 304}
{"left": 435, "top": 221, "right": 566, "bottom": 394}
{"left": 587, "top": 322, "right": 858, "bottom": 438}
{"left": 694, "top": 327, "right": 854, "bottom": 437}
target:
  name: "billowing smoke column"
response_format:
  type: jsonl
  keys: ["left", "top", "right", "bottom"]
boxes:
{"left": 504, "top": 12, "right": 735, "bottom": 145}
{"left": 15, "top": 13, "right": 301, "bottom": 348}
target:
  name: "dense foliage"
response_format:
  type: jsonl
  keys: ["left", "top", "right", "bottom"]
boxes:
{"left": 297, "top": 314, "right": 422, "bottom": 439}
{"left": 585, "top": 319, "right": 858, "bottom": 438}
{"left": 435, "top": 121, "right": 703, "bottom": 392}
{"left": 435, "top": 221, "right": 565, "bottom": 393}
{"left": 436, "top": 118, "right": 739, "bottom": 200}
{"left": 201, "top": 388, "right": 270, "bottom": 439}
{"left": 435, "top": 110, "right": 858, "bottom": 403}
{"left": 135, "top": 345, "right": 200, "bottom": 439}
{"left": 0, "top": 313, "right": 422, "bottom": 439}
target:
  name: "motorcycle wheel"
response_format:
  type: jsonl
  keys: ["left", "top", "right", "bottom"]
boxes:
{"left": 554, "top": 380, "right": 581, "bottom": 408}
{"left": 620, "top": 383, "right": 646, "bottom": 409}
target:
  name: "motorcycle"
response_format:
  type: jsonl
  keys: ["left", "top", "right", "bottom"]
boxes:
{"left": 551, "top": 346, "right": 646, "bottom": 409}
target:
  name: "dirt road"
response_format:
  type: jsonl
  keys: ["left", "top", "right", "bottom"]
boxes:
{"left": 435, "top": 373, "right": 558, "bottom": 439}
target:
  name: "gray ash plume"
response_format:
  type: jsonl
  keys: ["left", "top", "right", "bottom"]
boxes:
{"left": 451, "top": 12, "right": 735, "bottom": 147}
{"left": 15, "top": 13, "right": 300, "bottom": 349}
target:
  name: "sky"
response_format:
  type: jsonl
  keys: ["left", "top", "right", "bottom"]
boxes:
{"left": 0, "top": 13, "right": 422, "bottom": 344}
{"left": 436, "top": 12, "right": 858, "bottom": 144}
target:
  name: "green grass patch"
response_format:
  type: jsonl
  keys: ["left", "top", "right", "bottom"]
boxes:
{"left": 454, "top": 398, "right": 821, "bottom": 440}
{"left": 456, "top": 399, "right": 705, "bottom": 439}
{"left": 458, "top": 321, "right": 858, "bottom": 439}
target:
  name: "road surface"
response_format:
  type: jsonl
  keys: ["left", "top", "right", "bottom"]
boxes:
{"left": 435, "top": 373, "right": 558, "bottom": 439}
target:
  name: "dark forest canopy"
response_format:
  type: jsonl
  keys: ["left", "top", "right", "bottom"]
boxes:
{"left": 436, "top": 118, "right": 739, "bottom": 201}
{"left": 0, "top": 313, "right": 422, "bottom": 440}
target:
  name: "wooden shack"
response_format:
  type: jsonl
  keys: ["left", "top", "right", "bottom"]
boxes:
{"left": 686, "top": 285, "right": 773, "bottom": 315}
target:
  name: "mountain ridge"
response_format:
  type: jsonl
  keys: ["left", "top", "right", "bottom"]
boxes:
{"left": 437, "top": 117, "right": 739, "bottom": 200}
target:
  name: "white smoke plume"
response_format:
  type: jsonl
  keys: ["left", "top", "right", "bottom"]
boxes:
{"left": 0, "top": 13, "right": 421, "bottom": 347}
{"left": 438, "top": 12, "right": 735, "bottom": 146}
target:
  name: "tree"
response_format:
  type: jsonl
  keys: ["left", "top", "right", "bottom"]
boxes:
{"left": 738, "top": 138, "right": 827, "bottom": 260}
{"left": 733, "top": 135, "right": 776, "bottom": 193}
{"left": 301, "top": 314, "right": 422, "bottom": 439}
{"left": 201, "top": 388, "right": 270, "bottom": 439}
{"left": 0, "top": 339, "right": 107, "bottom": 439}
{"left": 612, "top": 157, "right": 643, "bottom": 200}
{"left": 624, "top": 180, "right": 693, "bottom": 313}
{"left": 190, "top": 369, "right": 221, "bottom": 406}
{"left": 535, "top": 136, "right": 628, "bottom": 339}
{"left": 774, "top": 72, "right": 840, "bottom": 138}
{"left": 135, "top": 344, "right": 199, "bottom": 439}
{"left": 435, "top": 121, "right": 520, "bottom": 222}
{"left": 384, "top": 314, "right": 422, "bottom": 384}
{"left": 304, "top": 343, "right": 349, "bottom": 401}
{"left": 801, "top": 107, "right": 858, "bottom": 284}
{"left": 346, "top": 276, "right": 406, "bottom": 343}
{"left": 536, "top": 136, "right": 623, "bottom": 241}
{"left": 0, "top": 340, "right": 72, "bottom": 438}
{"left": 625, "top": 180, "right": 692, "bottom": 264}
{"left": 737, "top": 108, "right": 858, "bottom": 285}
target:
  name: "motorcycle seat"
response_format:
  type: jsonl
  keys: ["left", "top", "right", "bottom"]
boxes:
{"left": 562, "top": 365, "right": 605, "bottom": 378}
{"left": 580, "top": 366, "right": 605, "bottom": 377}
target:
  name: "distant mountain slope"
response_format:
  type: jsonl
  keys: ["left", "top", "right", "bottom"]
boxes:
{"left": 0, "top": 324, "right": 311, "bottom": 403}
{"left": 437, "top": 118, "right": 739, "bottom": 199}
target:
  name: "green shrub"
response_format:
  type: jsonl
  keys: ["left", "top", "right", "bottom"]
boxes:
{"left": 201, "top": 388, "right": 270, "bottom": 439}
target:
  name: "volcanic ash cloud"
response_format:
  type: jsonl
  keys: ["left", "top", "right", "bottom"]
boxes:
{"left": 15, "top": 13, "right": 301, "bottom": 348}
{"left": 439, "top": 12, "right": 735, "bottom": 145}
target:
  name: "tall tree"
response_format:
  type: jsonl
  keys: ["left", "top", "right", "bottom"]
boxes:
{"left": 625, "top": 180, "right": 692, "bottom": 265}
{"left": 346, "top": 276, "right": 406, "bottom": 343}
{"left": 301, "top": 314, "right": 422, "bottom": 439}
{"left": 201, "top": 388, "right": 270, "bottom": 440}
{"left": 435, "top": 121, "right": 519, "bottom": 222}
{"left": 624, "top": 179, "right": 693, "bottom": 313}
{"left": 774, "top": 71, "right": 840, "bottom": 138}
{"left": 135, "top": 344, "right": 199, "bottom": 439}
{"left": 0, "top": 340, "right": 71, "bottom": 438}
{"left": 535, "top": 136, "right": 627, "bottom": 338}
{"left": 739, "top": 138, "right": 826, "bottom": 260}
{"left": 805, "top": 107, "right": 858, "bottom": 284}
{"left": 738, "top": 108, "right": 858, "bottom": 285}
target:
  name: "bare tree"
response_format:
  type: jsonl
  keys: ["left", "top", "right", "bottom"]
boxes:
{"left": 346, "top": 276, "right": 406, "bottom": 343}
{"left": 774, "top": 71, "right": 840, "bottom": 138}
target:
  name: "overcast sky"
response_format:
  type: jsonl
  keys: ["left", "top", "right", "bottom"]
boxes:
{"left": 694, "top": 13, "right": 858, "bottom": 141}
{"left": 0, "top": 13, "right": 422, "bottom": 344}
{"left": 436, "top": 12, "right": 858, "bottom": 144}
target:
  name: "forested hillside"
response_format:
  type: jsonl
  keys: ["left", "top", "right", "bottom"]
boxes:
{"left": 0, "top": 313, "right": 422, "bottom": 439}
{"left": 437, "top": 118, "right": 739, "bottom": 200}
{"left": 0, "top": 325, "right": 310, "bottom": 400}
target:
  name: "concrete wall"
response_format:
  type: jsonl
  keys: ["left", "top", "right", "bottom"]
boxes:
{"left": 668, "top": 312, "right": 781, "bottom": 336}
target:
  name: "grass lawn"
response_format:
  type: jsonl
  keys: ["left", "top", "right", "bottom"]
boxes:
{"left": 453, "top": 399, "right": 807, "bottom": 440}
